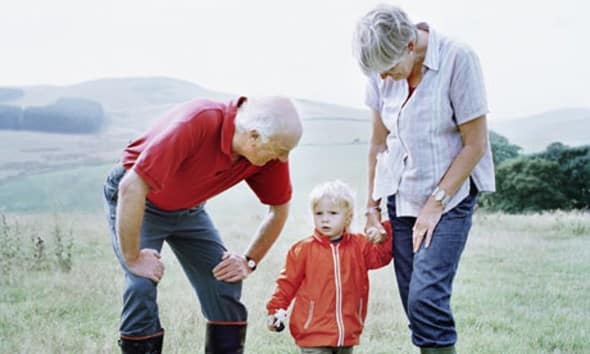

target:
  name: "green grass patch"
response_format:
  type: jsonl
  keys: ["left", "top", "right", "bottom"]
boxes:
{"left": 0, "top": 164, "right": 113, "bottom": 212}
{"left": 0, "top": 211, "right": 588, "bottom": 353}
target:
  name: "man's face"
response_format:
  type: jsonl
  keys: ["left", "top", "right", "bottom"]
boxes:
{"left": 244, "top": 136, "right": 291, "bottom": 166}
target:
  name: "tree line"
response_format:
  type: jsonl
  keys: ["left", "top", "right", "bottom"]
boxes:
{"left": 481, "top": 132, "right": 589, "bottom": 213}
{"left": 0, "top": 97, "right": 105, "bottom": 134}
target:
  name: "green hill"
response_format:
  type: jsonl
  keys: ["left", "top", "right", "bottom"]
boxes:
{"left": 0, "top": 77, "right": 588, "bottom": 212}
{"left": 489, "top": 108, "right": 590, "bottom": 153}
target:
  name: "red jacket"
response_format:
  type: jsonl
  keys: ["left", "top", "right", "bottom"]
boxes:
{"left": 266, "top": 222, "right": 392, "bottom": 347}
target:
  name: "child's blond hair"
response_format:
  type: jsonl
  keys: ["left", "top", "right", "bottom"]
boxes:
{"left": 309, "top": 180, "right": 356, "bottom": 217}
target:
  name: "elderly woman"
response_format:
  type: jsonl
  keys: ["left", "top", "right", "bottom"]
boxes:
{"left": 353, "top": 4, "right": 495, "bottom": 354}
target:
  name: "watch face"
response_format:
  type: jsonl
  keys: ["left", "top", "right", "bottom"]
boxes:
{"left": 434, "top": 189, "right": 445, "bottom": 201}
{"left": 247, "top": 259, "right": 256, "bottom": 269}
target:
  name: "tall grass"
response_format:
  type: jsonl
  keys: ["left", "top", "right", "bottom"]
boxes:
{"left": 0, "top": 209, "right": 588, "bottom": 353}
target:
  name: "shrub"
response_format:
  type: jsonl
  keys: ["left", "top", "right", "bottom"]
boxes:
{"left": 22, "top": 97, "right": 105, "bottom": 134}
{"left": 481, "top": 157, "right": 568, "bottom": 213}
{"left": 0, "top": 104, "right": 23, "bottom": 130}
{"left": 0, "top": 214, "right": 74, "bottom": 284}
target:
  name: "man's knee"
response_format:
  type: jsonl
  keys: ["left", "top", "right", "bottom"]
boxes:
{"left": 203, "top": 280, "right": 247, "bottom": 321}
{"left": 124, "top": 276, "right": 158, "bottom": 304}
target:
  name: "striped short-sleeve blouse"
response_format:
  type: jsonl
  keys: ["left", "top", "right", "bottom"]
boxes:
{"left": 365, "top": 25, "right": 495, "bottom": 217}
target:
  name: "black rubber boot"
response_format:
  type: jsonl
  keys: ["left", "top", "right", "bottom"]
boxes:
{"left": 118, "top": 330, "right": 164, "bottom": 354}
{"left": 420, "top": 345, "right": 456, "bottom": 354}
{"left": 205, "top": 323, "right": 247, "bottom": 354}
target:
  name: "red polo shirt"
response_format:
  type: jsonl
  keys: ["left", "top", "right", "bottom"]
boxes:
{"left": 120, "top": 97, "right": 292, "bottom": 211}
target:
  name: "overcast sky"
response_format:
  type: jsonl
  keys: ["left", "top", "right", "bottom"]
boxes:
{"left": 1, "top": 0, "right": 587, "bottom": 120}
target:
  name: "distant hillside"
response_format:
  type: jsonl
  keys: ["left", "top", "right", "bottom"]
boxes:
{"left": 1, "top": 76, "right": 589, "bottom": 212}
{"left": 1, "top": 76, "right": 588, "bottom": 185}
{"left": 0, "top": 77, "right": 371, "bottom": 184}
{"left": 489, "top": 108, "right": 590, "bottom": 153}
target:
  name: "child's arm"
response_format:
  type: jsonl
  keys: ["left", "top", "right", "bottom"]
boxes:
{"left": 266, "top": 243, "right": 305, "bottom": 331}
{"left": 364, "top": 221, "right": 393, "bottom": 270}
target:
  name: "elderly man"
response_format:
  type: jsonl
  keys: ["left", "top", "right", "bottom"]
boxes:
{"left": 103, "top": 96, "right": 303, "bottom": 354}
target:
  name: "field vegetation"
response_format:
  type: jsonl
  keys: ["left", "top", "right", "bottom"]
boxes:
{"left": 1, "top": 78, "right": 589, "bottom": 353}
{"left": 1, "top": 202, "right": 589, "bottom": 353}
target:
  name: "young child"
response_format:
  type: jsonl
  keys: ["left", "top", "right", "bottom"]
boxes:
{"left": 266, "top": 180, "right": 392, "bottom": 354}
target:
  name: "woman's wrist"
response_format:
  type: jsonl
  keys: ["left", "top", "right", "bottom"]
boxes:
{"left": 365, "top": 205, "right": 382, "bottom": 217}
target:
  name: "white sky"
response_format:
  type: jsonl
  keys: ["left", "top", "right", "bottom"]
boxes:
{"left": 1, "top": 0, "right": 588, "bottom": 119}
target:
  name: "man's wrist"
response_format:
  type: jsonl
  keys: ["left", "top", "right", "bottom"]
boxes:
{"left": 122, "top": 249, "right": 140, "bottom": 265}
{"left": 244, "top": 255, "right": 257, "bottom": 271}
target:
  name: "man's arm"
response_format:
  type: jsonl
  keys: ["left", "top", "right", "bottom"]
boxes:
{"left": 117, "top": 169, "right": 164, "bottom": 282}
{"left": 212, "top": 202, "right": 289, "bottom": 282}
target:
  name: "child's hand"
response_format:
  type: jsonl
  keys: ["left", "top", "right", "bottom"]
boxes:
{"left": 267, "top": 309, "right": 288, "bottom": 332}
{"left": 365, "top": 209, "right": 387, "bottom": 243}
{"left": 366, "top": 226, "right": 384, "bottom": 242}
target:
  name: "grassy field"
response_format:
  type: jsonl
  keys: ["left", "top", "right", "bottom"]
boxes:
{"left": 2, "top": 78, "right": 589, "bottom": 353}
{"left": 1, "top": 207, "right": 588, "bottom": 354}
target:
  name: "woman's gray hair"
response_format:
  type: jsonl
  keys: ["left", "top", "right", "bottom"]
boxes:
{"left": 353, "top": 4, "right": 417, "bottom": 75}
{"left": 235, "top": 96, "right": 299, "bottom": 143}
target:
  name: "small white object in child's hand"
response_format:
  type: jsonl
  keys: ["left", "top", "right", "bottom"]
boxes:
{"left": 366, "top": 226, "right": 379, "bottom": 240}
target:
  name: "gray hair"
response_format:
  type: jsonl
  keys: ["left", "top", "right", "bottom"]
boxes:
{"left": 235, "top": 96, "right": 300, "bottom": 143}
{"left": 310, "top": 180, "right": 356, "bottom": 216}
{"left": 353, "top": 4, "right": 417, "bottom": 75}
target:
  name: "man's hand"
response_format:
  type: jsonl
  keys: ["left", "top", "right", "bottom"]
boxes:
{"left": 127, "top": 248, "right": 165, "bottom": 283}
{"left": 412, "top": 198, "right": 444, "bottom": 253}
{"left": 212, "top": 252, "right": 251, "bottom": 282}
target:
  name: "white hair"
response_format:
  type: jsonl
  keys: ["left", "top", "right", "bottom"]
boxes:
{"left": 234, "top": 96, "right": 300, "bottom": 143}
{"left": 310, "top": 180, "right": 356, "bottom": 216}
{"left": 353, "top": 4, "right": 417, "bottom": 75}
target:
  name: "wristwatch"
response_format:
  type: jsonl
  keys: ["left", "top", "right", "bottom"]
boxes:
{"left": 431, "top": 186, "right": 451, "bottom": 207}
{"left": 245, "top": 255, "right": 257, "bottom": 271}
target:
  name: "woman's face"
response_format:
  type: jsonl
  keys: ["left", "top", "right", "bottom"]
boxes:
{"left": 379, "top": 52, "right": 414, "bottom": 81}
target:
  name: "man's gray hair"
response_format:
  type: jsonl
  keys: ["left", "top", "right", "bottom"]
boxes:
{"left": 353, "top": 4, "right": 417, "bottom": 75}
{"left": 235, "top": 96, "right": 299, "bottom": 143}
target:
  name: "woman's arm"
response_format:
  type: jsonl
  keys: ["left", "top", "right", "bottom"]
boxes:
{"left": 412, "top": 115, "right": 488, "bottom": 252}
{"left": 365, "top": 109, "right": 390, "bottom": 237}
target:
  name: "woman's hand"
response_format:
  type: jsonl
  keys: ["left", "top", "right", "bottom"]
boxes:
{"left": 412, "top": 197, "right": 444, "bottom": 252}
{"left": 364, "top": 208, "right": 387, "bottom": 243}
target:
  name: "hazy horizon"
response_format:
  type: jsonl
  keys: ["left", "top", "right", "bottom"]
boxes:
{"left": 1, "top": 0, "right": 588, "bottom": 121}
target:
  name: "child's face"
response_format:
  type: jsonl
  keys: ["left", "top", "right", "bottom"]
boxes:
{"left": 313, "top": 198, "right": 351, "bottom": 239}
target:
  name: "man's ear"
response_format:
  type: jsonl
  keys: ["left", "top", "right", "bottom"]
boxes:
{"left": 248, "top": 130, "right": 261, "bottom": 145}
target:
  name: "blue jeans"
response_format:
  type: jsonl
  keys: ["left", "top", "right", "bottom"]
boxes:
{"left": 387, "top": 185, "right": 477, "bottom": 348}
{"left": 103, "top": 165, "right": 247, "bottom": 337}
